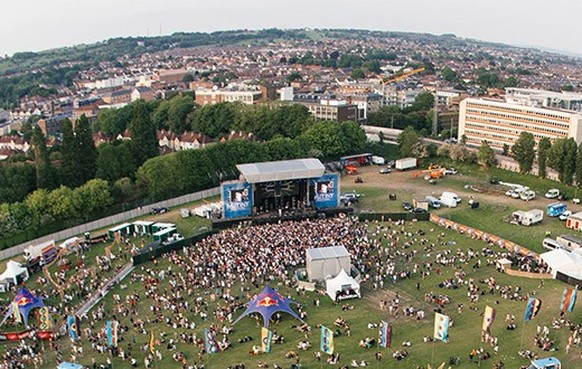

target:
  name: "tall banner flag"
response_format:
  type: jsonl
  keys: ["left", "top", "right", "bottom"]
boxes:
{"left": 434, "top": 313, "right": 450, "bottom": 342}
{"left": 67, "top": 315, "right": 79, "bottom": 341}
{"left": 261, "top": 327, "right": 273, "bottom": 353}
{"left": 204, "top": 328, "right": 220, "bottom": 354}
{"left": 378, "top": 321, "right": 391, "bottom": 348}
{"left": 560, "top": 288, "right": 577, "bottom": 313}
{"left": 107, "top": 321, "right": 119, "bottom": 347}
{"left": 320, "top": 325, "right": 334, "bottom": 354}
{"left": 222, "top": 182, "right": 253, "bottom": 219}
{"left": 11, "top": 302, "right": 21, "bottom": 324}
{"left": 38, "top": 307, "right": 51, "bottom": 331}
{"left": 311, "top": 173, "right": 340, "bottom": 209}
{"left": 525, "top": 298, "right": 542, "bottom": 321}
{"left": 149, "top": 330, "right": 155, "bottom": 354}
{"left": 481, "top": 306, "right": 496, "bottom": 332}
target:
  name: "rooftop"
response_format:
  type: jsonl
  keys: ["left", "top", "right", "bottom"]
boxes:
{"left": 307, "top": 246, "right": 350, "bottom": 261}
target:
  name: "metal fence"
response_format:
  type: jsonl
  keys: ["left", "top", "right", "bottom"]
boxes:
{"left": 0, "top": 187, "right": 220, "bottom": 261}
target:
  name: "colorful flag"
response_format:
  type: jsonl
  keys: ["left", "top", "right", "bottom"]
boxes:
{"left": 149, "top": 330, "right": 155, "bottom": 354}
{"left": 107, "top": 321, "right": 119, "bottom": 347}
{"left": 525, "top": 297, "right": 542, "bottom": 321}
{"left": 261, "top": 327, "right": 273, "bottom": 353}
{"left": 67, "top": 315, "right": 79, "bottom": 341}
{"left": 560, "top": 288, "right": 577, "bottom": 313}
{"left": 378, "top": 321, "right": 391, "bottom": 348}
{"left": 38, "top": 307, "right": 51, "bottom": 331}
{"left": 481, "top": 306, "right": 496, "bottom": 332}
{"left": 11, "top": 302, "right": 21, "bottom": 324}
{"left": 434, "top": 313, "right": 450, "bottom": 342}
{"left": 204, "top": 328, "right": 219, "bottom": 354}
{"left": 320, "top": 325, "right": 334, "bottom": 354}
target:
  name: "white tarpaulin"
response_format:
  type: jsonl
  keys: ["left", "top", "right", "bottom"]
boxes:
{"left": 326, "top": 269, "right": 360, "bottom": 302}
{"left": 540, "top": 249, "right": 582, "bottom": 279}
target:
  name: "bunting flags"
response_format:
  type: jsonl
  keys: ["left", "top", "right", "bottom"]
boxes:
{"left": 525, "top": 297, "right": 542, "bottom": 321}
{"left": 149, "top": 330, "right": 155, "bottom": 354}
{"left": 378, "top": 321, "right": 391, "bottom": 348}
{"left": 107, "top": 321, "right": 119, "bottom": 347}
{"left": 204, "top": 328, "right": 219, "bottom": 354}
{"left": 434, "top": 313, "right": 450, "bottom": 342}
{"left": 320, "top": 325, "right": 334, "bottom": 354}
{"left": 67, "top": 315, "right": 79, "bottom": 341}
{"left": 11, "top": 302, "right": 21, "bottom": 324}
{"left": 261, "top": 327, "right": 273, "bottom": 353}
{"left": 38, "top": 307, "right": 51, "bottom": 331}
{"left": 481, "top": 306, "right": 496, "bottom": 332}
{"left": 560, "top": 288, "right": 577, "bottom": 313}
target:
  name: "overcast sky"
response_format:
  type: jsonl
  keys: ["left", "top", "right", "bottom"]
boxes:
{"left": 2, "top": 0, "right": 581, "bottom": 56}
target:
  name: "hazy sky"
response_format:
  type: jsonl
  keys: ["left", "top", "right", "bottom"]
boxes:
{"left": 2, "top": 0, "right": 581, "bottom": 56}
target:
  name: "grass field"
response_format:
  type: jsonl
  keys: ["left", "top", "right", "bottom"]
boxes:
{"left": 4, "top": 161, "right": 582, "bottom": 368}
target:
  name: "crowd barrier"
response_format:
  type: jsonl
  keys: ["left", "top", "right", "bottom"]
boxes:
{"left": 132, "top": 230, "right": 217, "bottom": 266}
{"left": 358, "top": 212, "right": 430, "bottom": 222}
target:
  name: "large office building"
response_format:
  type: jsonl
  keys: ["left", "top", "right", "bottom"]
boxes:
{"left": 458, "top": 98, "right": 582, "bottom": 150}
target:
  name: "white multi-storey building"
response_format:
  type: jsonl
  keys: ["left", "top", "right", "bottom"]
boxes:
{"left": 458, "top": 98, "right": 582, "bottom": 150}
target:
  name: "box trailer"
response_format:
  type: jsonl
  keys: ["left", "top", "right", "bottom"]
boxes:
{"left": 395, "top": 157, "right": 418, "bottom": 171}
{"left": 556, "top": 234, "right": 582, "bottom": 249}
{"left": 23, "top": 240, "right": 57, "bottom": 266}
{"left": 512, "top": 209, "right": 543, "bottom": 226}
{"left": 547, "top": 202, "right": 567, "bottom": 217}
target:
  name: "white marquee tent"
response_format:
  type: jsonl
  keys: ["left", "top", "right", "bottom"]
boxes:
{"left": 326, "top": 269, "right": 360, "bottom": 302}
{"left": 0, "top": 260, "right": 29, "bottom": 291}
{"left": 306, "top": 246, "right": 351, "bottom": 282}
{"left": 540, "top": 249, "right": 582, "bottom": 279}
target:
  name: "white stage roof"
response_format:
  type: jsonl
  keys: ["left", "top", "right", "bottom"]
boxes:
{"left": 307, "top": 246, "right": 350, "bottom": 261}
{"left": 236, "top": 158, "right": 325, "bottom": 183}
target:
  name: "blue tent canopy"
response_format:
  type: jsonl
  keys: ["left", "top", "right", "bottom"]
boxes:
{"left": 233, "top": 286, "right": 305, "bottom": 327}
{"left": 57, "top": 362, "right": 85, "bottom": 369}
{"left": 4, "top": 288, "right": 45, "bottom": 326}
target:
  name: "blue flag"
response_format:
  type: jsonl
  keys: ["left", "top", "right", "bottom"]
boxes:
{"left": 525, "top": 297, "right": 542, "bottom": 321}
{"left": 204, "top": 328, "right": 219, "bottom": 354}
{"left": 68, "top": 315, "right": 79, "bottom": 341}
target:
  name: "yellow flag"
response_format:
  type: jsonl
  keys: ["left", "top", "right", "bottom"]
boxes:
{"left": 149, "top": 330, "right": 155, "bottom": 354}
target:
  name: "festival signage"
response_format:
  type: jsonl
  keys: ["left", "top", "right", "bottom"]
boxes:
{"left": 107, "top": 321, "right": 119, "bottom": 347}
{"left": 204, "top": 328, "right": 220, "bottom": 354}
{"left": 433, "top": 313, "right": 450, "bottom": 342}
{"left": 525, "top": 297, "right": 542, "bottom": 321}
{"left": 311, "top": 173, "right": 339, "bottom": 209}
{"left": 482, "top": 306, "right": 496, "bottom": 333}
{"left": 560, "top": 288, "right": 577, "bottom": 313}
{"left": 378, "top": 321, "right": 391, "bottom": 348}
{"left": 261, "top": 327, "right": 272, "bottom": 353}
{"left": 38, "top": 307, "right": 51, "bottom": 331}
{"left": 68, "top": 315, "right": 80, "bottom": 341}
{"left": 320, "top": 325, "right": 334, "bottom": 354}
{"left": 222, "top": 181, "right": 253, "bottom": 219}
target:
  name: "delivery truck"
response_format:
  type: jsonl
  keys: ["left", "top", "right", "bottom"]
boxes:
{"left": 395, "top": 157, "right": 418, "bottom": 171}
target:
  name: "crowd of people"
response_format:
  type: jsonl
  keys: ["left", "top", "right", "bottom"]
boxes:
{"left": 0, "top": 213, "right": 577, "bottom": 368}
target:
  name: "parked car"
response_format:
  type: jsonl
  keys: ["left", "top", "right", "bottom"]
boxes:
{"left": 520, "top": 190, "right": 536, "bottom": 201}
{"left": 412, "top": 207, "right": 427, "bottom": 214}
{"left": 386, "top": 160, "right": 396, "bottom": 169}
{"left": 340, "top": 193, "right": 359, "bottom": 204}
{"left": 379, "top": 167, "right": 392, "bottom": 174}
{"left": 489, "top": 176, "right": 500, "bottom": 185}
{"left": 402, "top": 201, "right": 413, "bottom": 211}
{"left": 545, "top": 189, "right": 561, "bottom": 199}
{"left": 425, "top": 196, "right": 441, "bottom": 209}
{"left": 505, "top": 189, "right": 516, "bottom": 197}
{"left": 445, "top": 168, "right": 458, "bottom": 175}
{"left": 559, "top": 210, "right": 573, "bottom": 221}
{"left": 151, "top": 206, "right": 169, "bottom": 215}
{"left": 511, "top": 190, "right": 522, "bottom": 199}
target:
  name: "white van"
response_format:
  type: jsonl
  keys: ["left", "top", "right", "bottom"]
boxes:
{"left": 542, "top": 238, "right": 569, "bottom": 251}
{"left": 371, "top": 155, "right": 385, "bottom": 165}
{"left": 441, "top": 191, "right": 461, "bottom": 204}
{"left": 439, "top": 195, "right": 458, "bottom": 208}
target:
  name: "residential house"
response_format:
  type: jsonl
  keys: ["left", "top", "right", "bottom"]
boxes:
{"left": 131, "top": 87, "right": 155, "bottom": 102}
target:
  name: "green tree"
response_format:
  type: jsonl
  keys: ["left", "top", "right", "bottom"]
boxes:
{"left": 441, "top": 67, "right": 457, "bottom": 82}
{"left": 397, "top": 126, "right": 420, "bottom": 157}
{"left": 502, "top": 143, "right": 510, "bottom": 156}
{"left": 73, "top": 179, "right": 113, "bottom": 214}
{"left": 25, "top": 189, "right": 52, "bottom": 226}
{"left": 563, "top": 138, "right": 577, "bottom": 185}
{"left": 299, "top": 122, "right": 344, "bottom": 157}
{"left": 168, "top": 95, "right": 195, "bottom": 133}
{"left": 410, "top": 92, "right": 434, "bottom": 112}
{"left": 537, "top": 137, "right": 551, "bottom": 179}
{"left": 548, "top": 138, "right": 567, "bottom": 183}
{"left": 31, "top": 126, "right": 57, "bottom": 189}
{"left": 48, "top": 185, "right": 78, "bottom": 220}
{"left": 576, "top": 143, "right": 582, "bottom": 188}
{"left": 60, "top": 119, "right": 81, "bottom": 188}
{"left": 350, "top": 68, "right": 366, "bottom": 80}
{"left": 511, "top": 132, "right": 535, "bottom": 173}
{"left": 95, "top": 142, "right": 136, "bottom": 182}
{"left": 477, "top": 141, "right": 497, "bottom": 168}
{"left": 129, "top": 100, "right": 158, "bottom": 168}
{"left": 338, "top": 121, "right": 367, "bottom": 154}
{"left": 153, "top": 100, "right": 170, "bottom": 130}
{"left": 75, "top": 114, "right": 97, "bottom": 185}
{"left": 286, "top": 71, "right": 302, "bottom": 82}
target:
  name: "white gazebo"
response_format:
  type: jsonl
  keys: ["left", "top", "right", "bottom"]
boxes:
{"left": 326, "top": 269, "right": 361, "bottom": 302}
{"left": 0, "top": 260, "right": 29, "bottom": 292}
{"left": 306, "top": 246, "right": 351, "bottom": 282}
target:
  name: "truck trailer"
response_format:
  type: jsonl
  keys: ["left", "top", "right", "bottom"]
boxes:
{"left": 512, "top": 209, "right": 544, "bottom": 226}
{"left": 395, "top": 157, "right": 418, "bottom": 171}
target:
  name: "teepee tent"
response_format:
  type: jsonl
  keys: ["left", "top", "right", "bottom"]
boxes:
{"left": 326, "top": 269, "right": 361, "bottom": 302}
{"left": 233, "top": 286, "right": 305, "bottom": 327}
